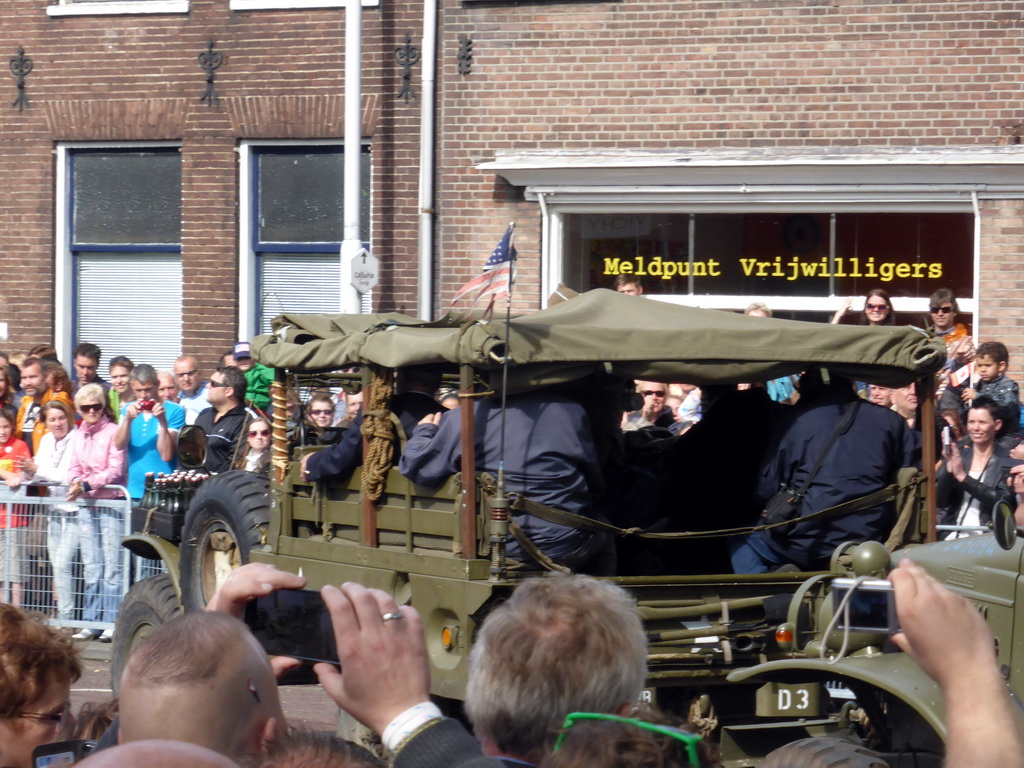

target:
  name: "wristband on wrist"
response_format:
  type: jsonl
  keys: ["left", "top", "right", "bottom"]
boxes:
{"left": 382, "top": 702, "right": 443, "bottom": 753}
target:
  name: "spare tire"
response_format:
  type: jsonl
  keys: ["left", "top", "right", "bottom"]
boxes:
{"left": 759, "top": 737, "right": 889, "bottom": 768}
{"left": 111, "top": 574, "right": 181, "bottom": 694}
{"left": 180, "top": 470, "right": 270, "bottom": 613}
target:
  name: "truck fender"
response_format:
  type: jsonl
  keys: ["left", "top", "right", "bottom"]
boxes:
{"left": 727, "top": 654, "right": 946, "bottom": 741}
{"left": 122, "top": 533, "right": 182, "bottom": 603}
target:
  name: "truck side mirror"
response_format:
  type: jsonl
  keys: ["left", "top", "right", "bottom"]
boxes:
{"left": 993, "top": 500, "right": 1019, "bottom": 551}
{"left": 178, "top": 425, "right": 207, "bottom": 469}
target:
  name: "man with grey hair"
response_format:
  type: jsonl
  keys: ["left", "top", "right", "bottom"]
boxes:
{"left": 463, "top": 574, "right": 647, "bottom": 765}
{"left": 114, "top": 363, "right": 185, "bottom": 500}
{"left": 314, "top": 574, "right": 648, "bottom": 768}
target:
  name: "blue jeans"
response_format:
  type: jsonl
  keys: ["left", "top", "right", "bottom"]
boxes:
{"left": 79, "top": 508, "right": 123, "bottom": 623}
{"left": 729, "top": 532, "right": 786, "bottom": 574}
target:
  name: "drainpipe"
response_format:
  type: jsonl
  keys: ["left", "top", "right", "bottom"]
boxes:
{"left": 340, "top": 0, "right": 364, "bottom": 314}
{"left": 971, "top": 191, "right": 981, "bottom": 338}
{"left": 417, "top": 0, "right": 438, "bottom": 320}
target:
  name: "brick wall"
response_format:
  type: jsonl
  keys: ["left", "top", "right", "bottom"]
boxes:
{"left": 437, "top": 1, "right": 1024, "bottom": 319}
{"left": 0, "top": 0, "right": 425, "bottom": 360}
{"left": 979, "top": 199, "right": 1024, "bottom": 382}
{"left": 3, "top": 0, "right": 1024, "bottom": 360}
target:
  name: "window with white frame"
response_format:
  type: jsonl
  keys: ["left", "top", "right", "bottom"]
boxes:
{"left": 230, "top": 0, "right": 379, "bottom": 10}
{"left": 240, "top": 143, "right": 371, "bottom": 336}
{"left": 59, "top": 147, "right": 183, "bottom": 372}
{"left": 47, "top": 1, "right": 189, "bottom": 17}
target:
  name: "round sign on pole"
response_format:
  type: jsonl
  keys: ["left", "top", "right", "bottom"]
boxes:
{"left": 348, "top": 249, "right": 380, "bottom": 293}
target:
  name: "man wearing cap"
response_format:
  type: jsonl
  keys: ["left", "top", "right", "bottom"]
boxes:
{"left": 231, "top": 342, "right": 274, "bottom": 415}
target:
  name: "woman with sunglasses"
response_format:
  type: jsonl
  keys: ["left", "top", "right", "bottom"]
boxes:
{"left": 65, "top": 383, "right": 126, "bottom": 642}
{"left": 0, "top": 603, "right": 82, "bottom": 768}
{"left": 234, "top": 417, "right": 271, "bottom": 475}
{"left": 17, "top": 401, "right": 78, "bottom": 625}
{"left": 927, "top": 287, "right": 974, "bottom": 374}
{"left": 306, "top": 390, "right": 345, "bottom": 445}
{"left": 830, "top": 288, "right": 895, "bottom": 327}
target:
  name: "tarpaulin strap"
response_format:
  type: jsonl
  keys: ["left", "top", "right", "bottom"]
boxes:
{"left": 509, "top": 520, "right": 571, "bottom": 574}
{"left": 510, "top": 484, "right": 901, "bottom": 541}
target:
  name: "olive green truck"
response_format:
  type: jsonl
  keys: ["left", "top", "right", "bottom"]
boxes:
{"left": 115, "top": 289, "right": 1008, "bottom": 768}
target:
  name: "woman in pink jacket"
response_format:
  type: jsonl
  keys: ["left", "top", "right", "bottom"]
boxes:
{"left": 65, "top": 383, "right": 126, "bottom": 642}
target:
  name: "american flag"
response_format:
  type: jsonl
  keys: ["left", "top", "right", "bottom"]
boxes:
{"left": 450, "top": 223, "right": 517, "bottom": 310}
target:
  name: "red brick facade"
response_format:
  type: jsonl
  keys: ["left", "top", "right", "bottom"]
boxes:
{"left": 2, "top": 1, "right": 1024, "bottom": 374}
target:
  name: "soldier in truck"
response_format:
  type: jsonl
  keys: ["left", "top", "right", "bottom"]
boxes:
{"left": 731, "top": 367, "right": 920, "bottom": 573}
{"left": 398, "top": 389, "right": 614, "bottom": 576}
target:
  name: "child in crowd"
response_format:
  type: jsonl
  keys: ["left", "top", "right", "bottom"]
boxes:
{"left": 940, "top": 340, "right": 1020, "bottom": 443}
{"left": 0, "top": 406, "right": 32, "bottom": 607}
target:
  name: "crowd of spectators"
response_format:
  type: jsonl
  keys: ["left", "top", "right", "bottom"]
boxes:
{"left": 1, "top": 561, "right": 1018, "bottom": 768}
{"left": 3, "top": 287, "right": 1024, "bottom": 766}
{"left": 0, "top": 342, "right": 275, "bottom": 641}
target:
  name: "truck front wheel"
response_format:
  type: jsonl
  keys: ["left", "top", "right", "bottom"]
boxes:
{"left": 180, "top": 471, "right": 270, "bottom": 613}
{"left": 760, "top": 737, "right": 889, "bottom": 768}
{"left": 111, "top": 574, "right": 181, "bottom": 694}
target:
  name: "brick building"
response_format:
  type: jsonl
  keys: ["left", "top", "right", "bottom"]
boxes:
{"left": 3, "top": 1, "right": 1024, "bottom": 376}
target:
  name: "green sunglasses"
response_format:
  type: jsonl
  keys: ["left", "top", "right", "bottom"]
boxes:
{"left": 553, "top": 712, "right": 703, "bottom": 766}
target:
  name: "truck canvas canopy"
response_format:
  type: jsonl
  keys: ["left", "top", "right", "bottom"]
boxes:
{"left": 252, "top": 288, "right": 945, "bottom": 391}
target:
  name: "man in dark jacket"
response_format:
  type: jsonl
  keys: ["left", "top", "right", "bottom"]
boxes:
{"left": 731, "top": 368, "right": 921, "bottom": 573}
{"left": 194, "top": 366, "right": 250, "bottom": 474}
{"left": 399, "top": 390, "right": 613, "bottom": 575}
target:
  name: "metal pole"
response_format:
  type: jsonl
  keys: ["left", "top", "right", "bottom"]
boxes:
{"left": 416, "top": 0, "right": 438, "bottom": 320}
{"left": 458, "top": 364, "right": 477, "bottom": 558}
{"left": 920, "top": 375, "right": 937, "bottom": 543}
{"left": 340, "top": 0, "right": 364, "bottom": 314}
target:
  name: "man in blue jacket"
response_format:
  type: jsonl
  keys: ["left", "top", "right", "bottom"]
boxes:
{"left": 731, "top": 367, "right": 921, "bottom": 573}
{"left": 399, "top": 390, "right": 613, "bottom": 575}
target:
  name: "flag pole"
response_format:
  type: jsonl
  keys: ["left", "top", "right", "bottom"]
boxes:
{"left": 489, "top": 223, "right": 515, "bottom": 580}
{"left": 497, "top": 222, "right": 515, "bottom": 499}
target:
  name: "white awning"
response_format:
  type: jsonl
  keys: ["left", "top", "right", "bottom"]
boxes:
{"left": 478, "top": 146, "right": 1024, "bottom": 205}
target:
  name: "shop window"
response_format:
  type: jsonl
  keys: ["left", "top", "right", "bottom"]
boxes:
{"left": 563, "top": 211, "right": 974, "bottom": 321}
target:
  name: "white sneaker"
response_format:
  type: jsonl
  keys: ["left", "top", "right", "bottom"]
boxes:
{"left": 99, "top": 629, "right": 113, "bottom": 643}
{"left": 72, "top": 629, "right": 100, "bottom": 641}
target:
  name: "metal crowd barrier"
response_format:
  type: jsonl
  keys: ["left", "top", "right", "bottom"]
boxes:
{"left": 0, "top": 483, "right": 161, "bottom": 636}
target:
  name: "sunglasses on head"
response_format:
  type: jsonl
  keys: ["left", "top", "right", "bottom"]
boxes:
{"left": 553, "top": 712, "right": 702, "bottom": 765}
{"left": 641, "top": 390, "right": 665, "bottom": 397}
{"left": 930, "top": 306, "right": 953, "bottom": 314}
{"left": 79, "top": 403, "right": 104, "bottom": 413}
{"left": 249, "top": 429, "right": 270, "bottom": 437}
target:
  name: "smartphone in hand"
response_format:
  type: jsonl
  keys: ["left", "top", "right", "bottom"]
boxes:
{"left": 244, "top": 588, "right": 339, "bottom": 665}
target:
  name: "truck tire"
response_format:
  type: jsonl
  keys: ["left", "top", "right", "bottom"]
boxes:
{"left": 760, "top": 738, "right": 889, "bottom": 768}
{"left": 180, "top": 471, "right": 270, "bottom": 613}
{"left": 111, "top": 574, "right": 181, "bottom": 694}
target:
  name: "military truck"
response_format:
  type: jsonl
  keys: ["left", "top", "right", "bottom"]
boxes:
{"left": 113, "top": 289, "right": 952, "bottom": 766}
